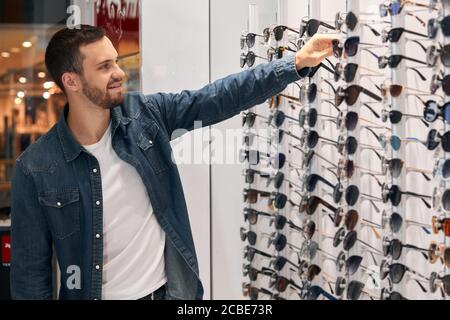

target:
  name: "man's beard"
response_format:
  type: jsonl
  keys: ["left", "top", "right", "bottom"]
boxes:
{"left": 81, "top": 77, "right": 123, "bottom": 109}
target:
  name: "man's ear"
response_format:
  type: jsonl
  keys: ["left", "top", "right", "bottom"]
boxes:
{"left": 61, "top": 72, "right": 81, "bottom": 93}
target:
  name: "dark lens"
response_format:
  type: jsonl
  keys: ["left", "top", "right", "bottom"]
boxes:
{"left": 249, "top": 287, "right": 259, "bottom": 300}
{"left": 346, "top": 136, "right": 358, "bottom": 155}
{"left": 344, "top": 63, "right": 358, "bottom": 82}
{"left": 426, "top": 129, "right": 440, "bottom": 150}
{"left": 389, "top": 212, "right": 403, "bottom": 233}
{"left": 332, "top": 39, "right": 342, "bottom": 58}
{"left": 336, "top": 251, "right": 346, "bottom": 272}
{"left": 299, "top": 20, "right": 307, "bottom": 38}
{"left": 245, "top": 208, "right": 258, "bottom": 225}
{"left": 346, "top": 86, "right": 361, "bottom": 106}
{"left": 347, "top": 280, "right": 364, "bottom": 300}
{"left": 247, "top": 33, "right": 256, "bottom": 48}
{"left": 343, "top": 230, "right": 357, "bottom": 251}
{"left": 248, "top": 267, "right": 258, "bottom": 281}
{"left": 345, "top": 209, "right": 359, "bottom": 231}
{"left": 389, "top": 158, "right": 403, "bottom": 178}
{"left": 345, "top": 111, "right": 358, "bottom": 131}
{"left": 389, "top": 263, "right": 406, "bottom": 284}
{"left": 307, "top": 130, "right": 319, "bottom": 149}
{"left": 307, "top": 265, "right": 321, "bottom": 281}
{"left": 334, "top": 62, "right": 342, "bottom": 82}
{"left": 307, "top": 108, "right": 318, "bottom": 127}
{"left": 441, "top": 45, "right": 450, "bottom": 67}
{"left": 345, "top": 185, "right": 359, "bottom": 206}
{"left": 247, "top": 51, "right": 256, "bottom": 67}
{"left": 307, "top": 83, "right": 318, "bottom": 103}
{"left": 274, "top": 26, "right": 284, "bottom": 41}
{"left": 306, "top": 174, "right": 319, "bottom": 192}
{"left": 443, "top": 158, "right": 450, "bottom": 179}
{"left": 441, "top": 15, "right": 450, "bottom": 37}
{"left": 273, "top": 256, "right": 287, "bottom": 271}
{"left": 274, "top": 192, "right": 287, "bottom": 209}
{"left": 444, "top": 248, "right": 450, "bottom": 269}
{"left": 389, "top": 291, "right": 406, "bottom": 300}
{"left": 390, "top": 84, "right": 403, "bottom": 97}
{"left": 379, "top": 4, "right": 388, "bottom": 17}
{"left": 271, "top": 153, "right": 286, "bottom": 169}
{"left": 240, "top": 227, "right": 246, "bottom": 241}
{"left": 428, "top": 18, "right": 438, "bottom": 39}
{"left": 306, "top": 196, "right": 319, "bottom": 215}
{"left": 388, "top": 55, "right": 402, "bottom": 68}
{"left": 275, "top": 276, "right": 289, "bottom": 292}
{"left": 247, "top": 230, "right": 257, "bottom": 245}
{"left": 443, "top": 103, "right": 450, "bottom": 124}
{"left": 345, "top": 37, "right": 360, "bottom": 57}
{"left": 442, "top": 131, "right": 450, "bottom": 152}
{"left": 274, "top": 233, "right": 287, "bottom": 251}
{"left": 346, "top": 160, "right": 355, "bottom": 179}
{"left": 391, "top": 238, "right": 403, "bottom": 260}
{"left": 274, "top": 171, "right": 284, "bottom": 189}
{"left": 244, "top": 189, "right": 258, "bottom": 203}
{"left": 443, "top": 75, "right": 450, "bottom": 96}
{"left": 390, "top": 185, "right": 402, "bottom": 206}
{"left": 272, "top": 110, "right": 285, "bottom": 127}
{"left": 389, "top": 28, "right": 403, "bottom": 42}
{"left": 346, "top": 12, "right": 358, "bottom": 31}
{"left": 442, "top": 189, "right": 450, "bottom": 211}
{"left": 389, "top": 110, "right": 403, "bottom": 124}
{"left": 307, "top": 19, "right": 320, "bottom": 37}
{"left": 274, "top": 215, "right": 287, "bottom": 230}
{"left": 345, "top": 255, "right": 363, "bottom": 275}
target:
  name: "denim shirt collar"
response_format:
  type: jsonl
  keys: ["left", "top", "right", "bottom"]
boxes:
{"left": 56, "top": 102, "right": 131, "bottom": 163}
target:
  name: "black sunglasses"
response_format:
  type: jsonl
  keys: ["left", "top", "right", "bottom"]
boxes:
{"left": 427, "top": 15, "right": 450, "bottom": 39}
{"left": 263, "top": 25, "right": 299, "bottom": 42}
{"left": 382, "top": 27, "right": 427, "bottom": 43}
{"left": 240, "top": 32, "right": 263, "bottom": 49}
{"left": 335, "top": 85, "right": 382, "bottom": 107}
{"left": 299, "top": 17, "right": 335, "bottom": 38}
{"left": 240, "top": 51, "right": 267, "bottom": 68}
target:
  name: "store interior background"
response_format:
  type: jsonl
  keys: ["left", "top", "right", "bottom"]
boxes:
{"left": 1, "top": 0, "right": 448, "bottom": 300}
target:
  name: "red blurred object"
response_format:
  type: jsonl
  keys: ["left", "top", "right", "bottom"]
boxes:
{"left": 1, "top": 235, "right": 10, "bottom": 265}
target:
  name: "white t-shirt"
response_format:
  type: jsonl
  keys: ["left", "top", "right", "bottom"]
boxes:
{"left": 83, "top": 121, "right": 167, "bottom": 300}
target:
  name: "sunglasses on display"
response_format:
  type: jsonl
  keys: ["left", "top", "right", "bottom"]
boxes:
{"left": 333, "top": 227, "right": 384, "bottom": 253}
{"left": 266, "top": 46, "right": 297, "bottom": 62}
{"left": 430, "top": 74, "right": 450, "bottom": 96}
{"left": 334, "top": 62, "right": 384, "bottom": 83}
{"left": 242, "top": 264, "right": 275, "bottom": 281}
{"left": 427, "top": 15, "right": 450, "bottom": 39}
{"left": 380, "top": 260, "right": 429, "bottom": 287}
{"left": 382, "top": 183, "right": 432, "bottom": 208}
{"left": 243, "top": 207, "right": 272, "bottom": 225}
{"left": 381, "top": 108, "right": 429, "bottom": 127}
{"left": 431, "top": 215, "right": 450, "bottom": 236}
{"left": 429, "top": 272, "right": 450, "bottom": 296}
{"left": 240, "top": 227, "right": 257, "bottom": 245}
{"left": 263, "top": 25, "right": 299, "bottom": 42}
{"left": 433, "top": 158, "right": 450, "bottom": 181}
{"left": 335, "top": 85, "right": 382, "bottom": 107}
{"left": 378, "top": 54, "right": 427, "bottom": 69}
{"left": 381, "top": 27, "right": 428, "bottom": 43}
{"left": 243, "top": 245, "right": 273, "bottom": 262}
{"left": 332, "top": 37, "right": 382, "bottom": 59}
{"left": 381, "top": 156, "right": 432, "bottom": 180}
{"left": 299, "top": 17, "right": 336, "bottom": 38}
{"left": 382, "top": 237, "right": 430, "bottom": 261}
{"left": 426, "top": 44, "right": 450, "bottom": 67}
{"left": 240, "top": 32, "right": 264, "bottom": 49}
{"left": 243, "top": 188, "right": 271, "bottom": 204}
{"left": 240, "top": 51, "right": 268, "bottom": 68}
{"left": 335, "top": 11, "right": 383, "bottom": 36}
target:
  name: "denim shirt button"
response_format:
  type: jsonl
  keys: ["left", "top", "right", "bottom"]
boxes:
{"left": 95, "top": 265, "right": 100, "bottom": 270}
{"left": 93, "top": 168, "right": 98, "bottom": 173}
{"left": 96, "top": 201, "right": 101, "bottom": 206}
{"left": 95, "top": 234, "right": 101, "bottom": 239}
{"left": 56, "top": 202, "right": 61, "bottom": 207}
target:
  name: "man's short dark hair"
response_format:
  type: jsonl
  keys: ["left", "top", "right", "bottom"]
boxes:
{"left": 45, "top": 25, "right": 105, "bottom": 92}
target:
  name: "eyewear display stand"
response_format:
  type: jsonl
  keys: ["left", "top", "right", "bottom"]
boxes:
{"left": 389, "top": 0, "right": 408, "bottom": 299}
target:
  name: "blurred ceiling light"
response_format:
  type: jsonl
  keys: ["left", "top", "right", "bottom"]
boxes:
{"left": 43, "top": 81, "right": 55, "bottom": 89}
{"left": 17, "top": 91, "right": 25, "bottom": 98}
{"left": 18, "top": 77, "right": 27, "bottom": 84}
{"left": 43, "top": 92, "right": 50, "bottom": 99}
{"left": 22, "top": 41, "right": 32, "bottom": 48}
{"left": 14, "top": 98, "right": 22, "bottom": 105}
{"left": 1, "top": 52, "right": 10, "bottom": 58}
{"left": 37, "top": 72, "right": 46, "bottom": 78}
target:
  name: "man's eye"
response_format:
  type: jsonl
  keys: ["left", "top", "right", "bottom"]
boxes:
{"left": 101, "top": 64, "right": 110, "bottom": 70}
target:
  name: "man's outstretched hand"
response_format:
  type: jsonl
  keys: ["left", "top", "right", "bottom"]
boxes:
{"left": 295, "top": 34, "right": 340, "bottom": 70}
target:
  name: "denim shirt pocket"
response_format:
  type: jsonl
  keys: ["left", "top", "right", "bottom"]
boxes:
{"left": 138, "top": 121, "right": 172, "bottom": 174}
{"left": 38, "top": 189, "right": 80, "bottom": 240}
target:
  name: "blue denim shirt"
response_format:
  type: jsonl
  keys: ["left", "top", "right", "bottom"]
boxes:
{"left": 10, "top": 54, "right": 308, "bottom": 300}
